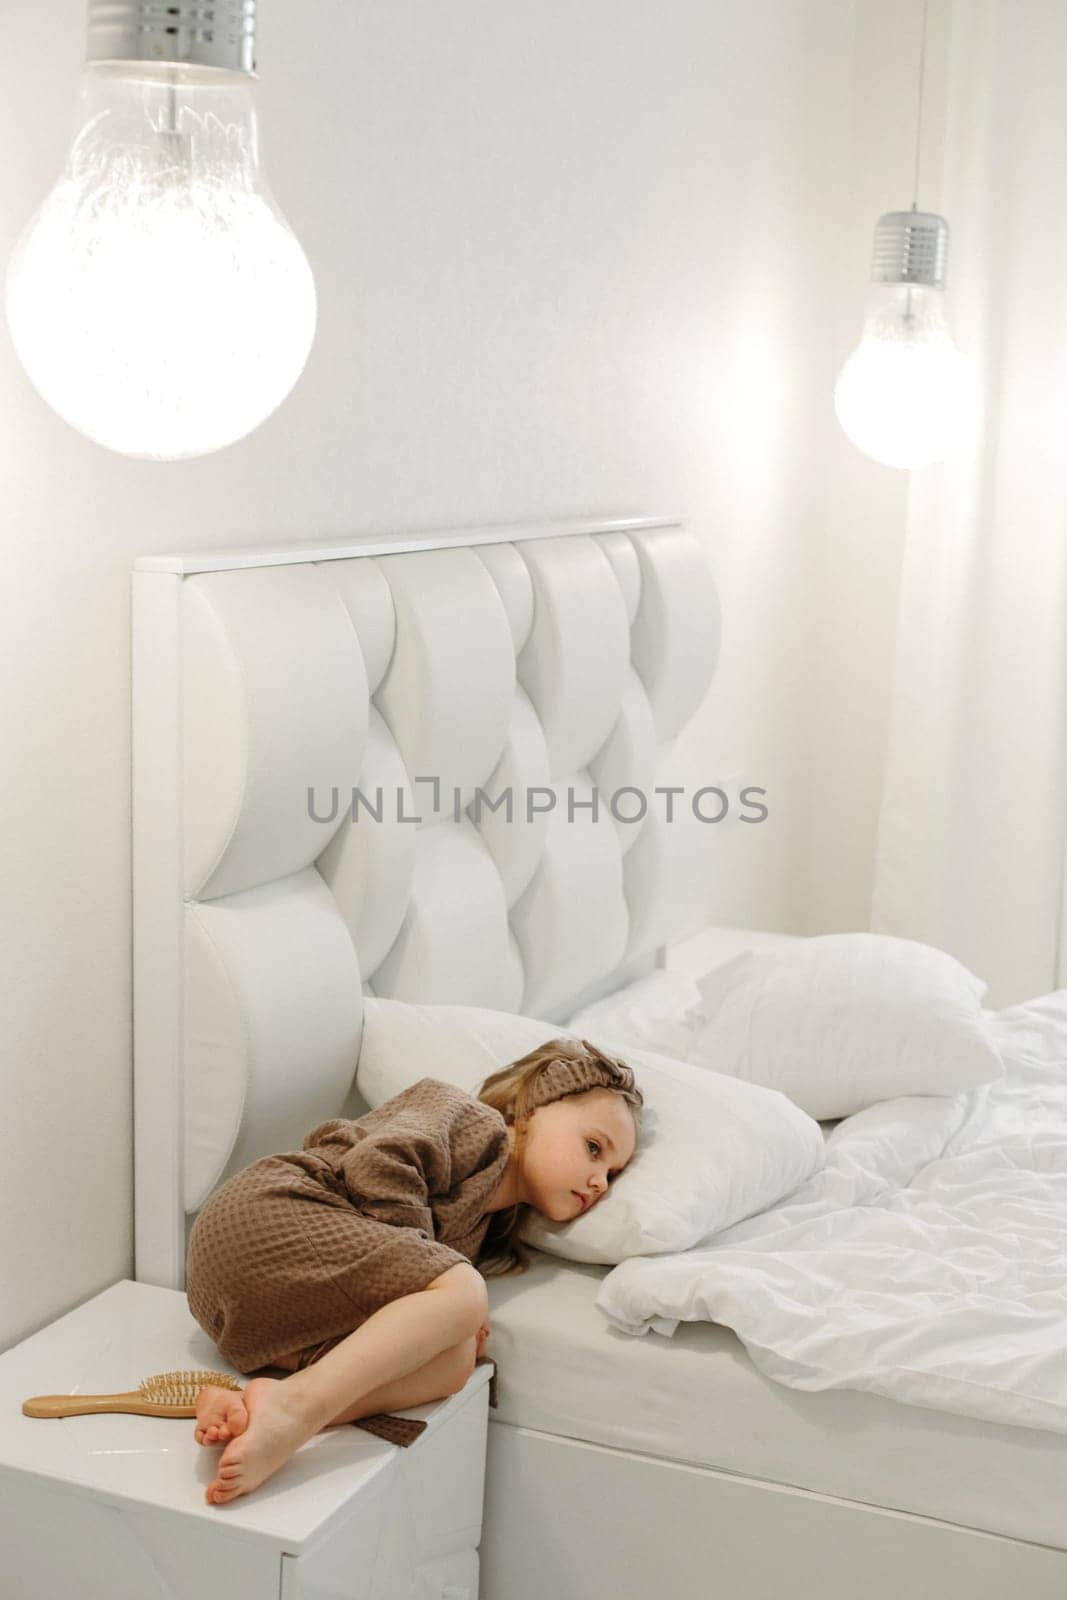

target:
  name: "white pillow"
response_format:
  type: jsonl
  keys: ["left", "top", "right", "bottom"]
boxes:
{"left": 565, "top": 970, "right": 703, "bottom": 1062}
{"left": 357, "top": 996, "right": 825, "bottom": 1264}
{"left": 357, "top": 997, "right": 557, "bottom": 1109}
{"left": 689, "top": 933, "right": 1003, "bottom": 1121}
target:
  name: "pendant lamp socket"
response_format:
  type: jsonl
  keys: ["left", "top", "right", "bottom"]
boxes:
{"left": 871, "top": 210, "right": 948, "bottom": 290}
{"left": 86, "top": 0, "right": 257, "bottom": 76}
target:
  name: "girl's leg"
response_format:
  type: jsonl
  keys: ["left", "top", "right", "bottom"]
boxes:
{"left": 325, "top": 1315, "right": 490, "bottom": 1425}
{"left": 284, "top": 1261, "right": 487, "bottom": 1432}
{"left": 203, "top": 1263, "right": 487, "bottom": 1506}
{"left": 196, "top": 1318, "right": 490, "bottom": 1444}
{"left": 323, "top": 1333, "right": 477, "bottom": 1426}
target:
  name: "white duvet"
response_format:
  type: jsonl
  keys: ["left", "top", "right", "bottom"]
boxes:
{"left": 596, "top": 991, "right": 1067, "bottom": 1435}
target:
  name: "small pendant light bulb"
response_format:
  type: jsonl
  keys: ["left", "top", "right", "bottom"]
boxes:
{"left": 834, "top": 0, "right": 976, "bottom": 469}
{"left": 833, "top": 210, "right": 975, "bottom": 469}
{"left": 5, "top": 1, "right": 316, "bottom": 460}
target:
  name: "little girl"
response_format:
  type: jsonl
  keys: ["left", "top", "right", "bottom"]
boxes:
{"left": 185, "top": 1036, "right": 642, "bottom": 1507}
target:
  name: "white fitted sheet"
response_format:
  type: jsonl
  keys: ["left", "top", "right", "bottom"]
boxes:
{"left": 485, "top": 1248, "right": 1067, "bottom": 1552}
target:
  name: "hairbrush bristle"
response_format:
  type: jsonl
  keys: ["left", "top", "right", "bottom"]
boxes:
{"left": 140, "top": 1368, "right": 244, "bottom": 1402}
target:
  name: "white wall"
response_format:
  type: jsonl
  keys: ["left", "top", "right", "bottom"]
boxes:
{"left": 806, "top": 0, "right": 952, "bottom": 932}
{"left": 0, "top": 0, "right": 877, "bottom": 1350}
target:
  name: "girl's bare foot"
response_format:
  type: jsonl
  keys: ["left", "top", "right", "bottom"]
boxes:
{"left": 194, "top": 1384, "right": 249, "bottom": 1447}
{"left": 205, "top": 1376, "right": 320, "bottom": 1507}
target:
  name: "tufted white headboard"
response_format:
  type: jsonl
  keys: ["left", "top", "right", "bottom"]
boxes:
{"left": 132, "top": 517, "right": 720, "bottom": 1289}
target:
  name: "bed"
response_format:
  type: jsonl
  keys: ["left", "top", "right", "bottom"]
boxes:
{"left": 132, "top": 516, "right": 1067, "bottom": 1600}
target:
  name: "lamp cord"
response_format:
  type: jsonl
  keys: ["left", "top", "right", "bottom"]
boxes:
{"left": 912, "top": 0, "right": 929, "bottom": 211}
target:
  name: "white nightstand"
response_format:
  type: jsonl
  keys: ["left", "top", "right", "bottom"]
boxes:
{"left": 0, "top": 1280, "right": 490, "bottom": 1600}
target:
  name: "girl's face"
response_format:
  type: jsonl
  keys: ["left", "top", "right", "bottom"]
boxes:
{"left": 516, "top": 1089, "right": 637, "bottom": 1222}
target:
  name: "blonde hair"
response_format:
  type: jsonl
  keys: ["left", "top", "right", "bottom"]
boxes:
{"left": 476, "top": 1037, "right": 643, "bottom": 1278}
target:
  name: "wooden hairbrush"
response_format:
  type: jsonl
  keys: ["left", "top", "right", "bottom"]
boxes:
{"left": 22, "top": 1368, "right": 244, "bottom": 1419}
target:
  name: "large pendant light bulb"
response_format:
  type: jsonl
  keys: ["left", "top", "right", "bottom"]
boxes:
{"left": 834, "top": 210, "right": 974, "bottom": 469}
{"left": 5, "top": 2, "right": 316, "bottom": 460}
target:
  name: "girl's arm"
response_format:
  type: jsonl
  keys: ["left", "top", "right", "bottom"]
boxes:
{"left": 306, "top": 1080, "right": 507, "bottom": 1237}
{"left": 303, "top": 1081, "right": 506, "bottom": 1320}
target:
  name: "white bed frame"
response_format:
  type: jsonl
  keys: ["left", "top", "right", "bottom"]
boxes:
{"left": 132, "top": 517, "right": 1067, "bottom": 1600}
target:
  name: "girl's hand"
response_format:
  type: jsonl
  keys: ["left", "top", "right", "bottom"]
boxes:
{"left": 475, "top": 1321, "right": 491, "bottom": 1359}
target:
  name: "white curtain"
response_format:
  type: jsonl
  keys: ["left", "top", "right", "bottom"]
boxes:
{"left": 871, "top": 0, "right": 1067, "bottom": 1007}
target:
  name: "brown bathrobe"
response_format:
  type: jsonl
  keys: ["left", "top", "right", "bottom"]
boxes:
{"left": 185, "top": 1077, "right": 511, "bottom": 1375}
